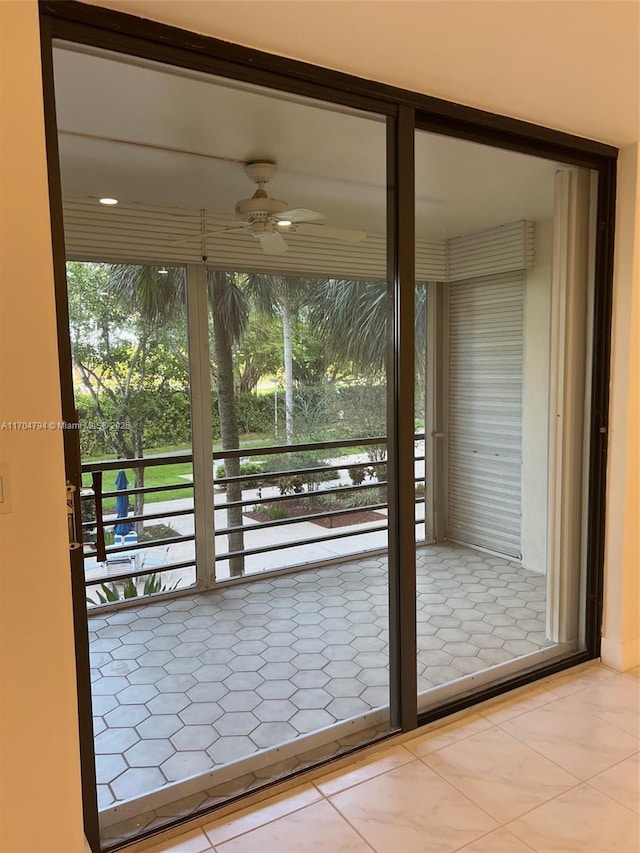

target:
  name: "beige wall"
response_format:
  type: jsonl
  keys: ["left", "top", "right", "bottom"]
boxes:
{"left": 84, "top": 0, "right": 640, "bottom": 147}
{"left": 0, "top": 2, "right": 637, "bottom": 852}
{"left": 0, "top": 3, "right": 86, "bottom": 852}
{"left": 602, "top": 143, "right": 640, "bottom": 670}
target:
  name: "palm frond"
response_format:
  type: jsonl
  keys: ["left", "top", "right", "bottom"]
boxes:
{"left": 310, "top": 279, "right": 388, "bottom": 372}
{"left": 310, "top": 278, "right": 428, "bottom": 375}
{"left": 207, "top": 271, "right": 249, "bottom": 344}
{"left": 243, "top": 273, "right": 316, "bottom": 317}
{"left": 108, "top": 265, "right": 186, "bottom": 325}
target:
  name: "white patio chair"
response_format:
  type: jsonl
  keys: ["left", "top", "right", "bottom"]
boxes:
{"left": 140, "top": 545, "right": 170, "bottom": 571}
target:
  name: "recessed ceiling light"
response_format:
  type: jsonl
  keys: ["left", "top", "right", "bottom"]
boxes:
{"left": 99, "top": 197, "right": 119, "bottom": 205}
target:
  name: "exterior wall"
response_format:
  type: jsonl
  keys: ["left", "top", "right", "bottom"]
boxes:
{"left": 0, "top": 3, "right": 637, "bottom": 852}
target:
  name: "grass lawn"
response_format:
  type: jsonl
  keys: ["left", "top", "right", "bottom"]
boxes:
{"left": 82, "top": 452, "right": 194, "bottom": 512}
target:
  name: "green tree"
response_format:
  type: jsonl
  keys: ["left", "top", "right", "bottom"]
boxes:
{"left": 232, "top": 314, "right": 282, "bottom": 394}
{"left": 310, "top": 277, "right": 428, "bottom": 401}
{"left": 67, "top": 262, "right": 190, "bottom": 529}
{"left": 244, "top": 274, "right": 320, "bottom": 445}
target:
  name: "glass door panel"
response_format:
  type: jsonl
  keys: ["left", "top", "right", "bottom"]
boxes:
{"left": 200, "top": 76, "right": 392, "bottom": 836}
{"left": 415, "top": 128, "right": 595, "bottom": 708}
{"left": 53, "top": 40, "right": 392, "bottom": 848}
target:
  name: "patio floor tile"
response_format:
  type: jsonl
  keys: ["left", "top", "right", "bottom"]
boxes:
{"left": 90, "top": 543, "right": 549, "bottom": 810}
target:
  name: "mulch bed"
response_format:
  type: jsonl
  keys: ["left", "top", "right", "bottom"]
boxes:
{"left": 244, "top": 499, "right": 386, "bottom": 529}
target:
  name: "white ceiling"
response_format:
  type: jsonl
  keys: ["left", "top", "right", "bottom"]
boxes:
{"left": 82, "top": 0, "right": 639, "bottom": 148}
{"left": 53, "top": 43, "right": 562, "bottom": 241}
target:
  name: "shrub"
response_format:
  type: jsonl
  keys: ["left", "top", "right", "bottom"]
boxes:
{"left": 267, "top": 503, "right": 289, "bottom": 521}
{"left": 76, "top": 388, "right": 192, "bottom": 458}
{"left": 142, "top": 390, "right": 191, "bottom": 448}
{"left": 86, "top": 573, "right": 180, "bottom": 605}
{"left": 371, "top": 462, "right": 387, "bottom": 482}
{"left": 333, "top": 383, "right": 387, "bottom": 440}
{"left": 139, "top": 523, "right": 179, "bottom": 542}
{"left": 338, "top": 487, "right": 383, "bottom": 510}
{"left": 234, "top": 392, "right": 274, "bottom": 434}
{"left": 215, "top": 460, "right": 265, "bottom": 489}
{"left": 273, "top": 452, "right": 339, "bottom": 495}
{"left": 348, "top": 466, "right": 367, "bottom": 486}
{"left": 211, "top": 391, "right": 274, "bottom": 437}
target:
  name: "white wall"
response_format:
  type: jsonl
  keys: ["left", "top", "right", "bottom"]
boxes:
{"left": 0, "top": 3, "right": 637, "bottom": 852}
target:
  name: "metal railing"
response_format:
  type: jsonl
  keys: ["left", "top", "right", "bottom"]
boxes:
{"left": 81, "top": 435, "right": 427, "bottom": 592}
{"left": 81, "top": 451, "right": 196, "bottom": 588}
{"left": 212, "top": 439, "right": 390, "bottom": 565}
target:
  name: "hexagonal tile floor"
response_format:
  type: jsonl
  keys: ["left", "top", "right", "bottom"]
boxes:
{"left": 89, "top": 543, "right": 548, "bottom": 810}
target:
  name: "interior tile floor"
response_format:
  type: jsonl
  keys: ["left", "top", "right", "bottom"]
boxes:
{"left": 90, "top": 543, "right": 550, "bottom": 810}
{"left": 131, "top": 663, "right": 640, "bottom": 853}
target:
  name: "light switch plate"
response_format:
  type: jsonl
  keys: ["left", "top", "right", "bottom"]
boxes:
{"left": 0, "top": 463, "right": 12, "bottom": 513}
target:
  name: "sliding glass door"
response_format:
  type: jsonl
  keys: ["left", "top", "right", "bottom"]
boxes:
{"left": 415, "top": 128, "right": 596, "bottom": 709}
{"left": 41, "top": 9, "right": 613, "bottom": 850}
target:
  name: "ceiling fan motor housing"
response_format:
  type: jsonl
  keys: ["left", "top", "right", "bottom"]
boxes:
{"left": 235, "top": 193, "right": 289, "bottom": 221}
{"left": 236, "top": 160, "right": 289, "bottom": 221}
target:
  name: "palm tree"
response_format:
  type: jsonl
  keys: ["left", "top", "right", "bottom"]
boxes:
{"left": 309, "top": 278, "right": 428, "bottom": 471}
{"left": 243, "top": 274, "right": 312, "bottom": 446}
{"left": 101, "top": 266, "right": 428, "bottom": 578}
{"left": 209, "top": 271, "right": 248, "bottom": 576}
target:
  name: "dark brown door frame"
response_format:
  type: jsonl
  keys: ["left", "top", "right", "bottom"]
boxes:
{"left": 38, "top": 2, "right": 617, "bottom": 849}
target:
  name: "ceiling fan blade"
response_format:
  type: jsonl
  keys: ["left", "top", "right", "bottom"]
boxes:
{"left": 258, "top": 230, "right": 288, "bottom": 255}
{"left": 274, "top": 208, "right": 325, "bottom": 223}
{"left": 294, "top": 223, "right": 367, "bottom": 243}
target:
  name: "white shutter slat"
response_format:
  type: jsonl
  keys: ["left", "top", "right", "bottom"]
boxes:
{"left": 62, "top": 197, "right": 448, "bottom": 281}
{"left": 448, "top": 221, "right": 534, "bottom": 282}
{"left": 447, "top": 270, "right": 524, "bottom": 558}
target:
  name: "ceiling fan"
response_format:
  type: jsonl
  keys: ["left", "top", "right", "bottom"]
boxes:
{"left": 170, "top": 161, "right": 367, "bottom": 256}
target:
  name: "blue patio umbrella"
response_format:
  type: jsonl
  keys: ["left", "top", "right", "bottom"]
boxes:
{"left": 114, "top": 469, "right": 134, "bottom": 535}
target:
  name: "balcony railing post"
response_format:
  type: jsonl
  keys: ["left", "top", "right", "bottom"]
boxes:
{"left": 91, "top": 470, "right": 106, "bottom": 563}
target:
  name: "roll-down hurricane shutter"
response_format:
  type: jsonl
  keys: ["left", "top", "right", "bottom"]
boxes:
{"left": 447, "top": 271, "right": 525, "bottom": 558}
